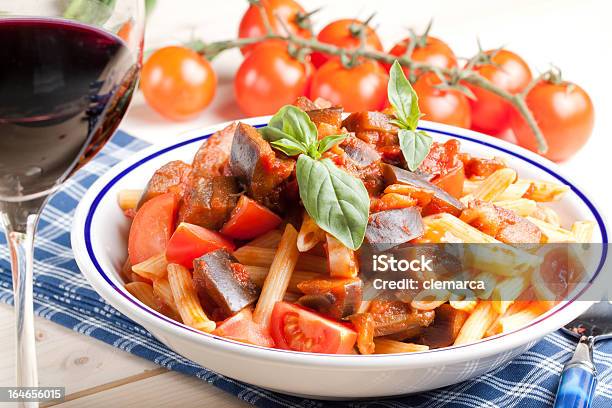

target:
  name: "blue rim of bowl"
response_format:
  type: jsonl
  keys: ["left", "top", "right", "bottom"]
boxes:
{"left": 82, "top": 123, "right": 608, "bottom": 357}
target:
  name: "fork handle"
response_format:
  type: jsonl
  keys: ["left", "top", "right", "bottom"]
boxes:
{"left": 553, "top": 337, "right": 597, "bottom": 408}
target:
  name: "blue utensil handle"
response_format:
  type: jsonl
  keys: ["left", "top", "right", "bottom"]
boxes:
{"left": 553, "top": 364, "right": 597, "bottom": 408}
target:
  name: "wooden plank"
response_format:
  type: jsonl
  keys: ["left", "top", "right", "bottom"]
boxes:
{"left": 0, "top": 304, "right": 157, "bottom": 394}
{"left": 51, "top": 371, "right": 248, "bottom": 408}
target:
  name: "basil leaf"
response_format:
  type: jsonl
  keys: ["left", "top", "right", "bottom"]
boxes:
{"left": 317, "top": 134, "right": 349, "bottom": 154}
{"left": 398, "top": 129, "right": 433, "bottom": 171}
{"left": 388, "top": 60, "right": 420, "bottom": 130}
{"left": 296, "top": 156, "right": 369, "bottom": 250}
{"left": 271, "top": 138, "right": 308, "bottom": 157}
{"left": 261, "top": 105, "right": 317, "bottom": 147}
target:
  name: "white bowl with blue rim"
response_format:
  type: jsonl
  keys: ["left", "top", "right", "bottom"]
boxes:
{"left": 71, "top": 118, "right": 608, "bottom": 399}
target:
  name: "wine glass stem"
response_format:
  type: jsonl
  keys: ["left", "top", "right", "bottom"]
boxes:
{"left": 2, "top": 209, "right": 40, "bottom": 405}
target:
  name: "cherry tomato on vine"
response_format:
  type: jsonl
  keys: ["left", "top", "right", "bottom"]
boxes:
{"left": 310, "top": 58, "right": 388, "bottom": 112}
{"left": 465, "top": 49, "right": 532, "bottom": 135}
{"left": 238, "top": 0, "right": 311, "bottom": 55}
{"left": 510, "top": 79, "right": 594, "bottom": 162}
{"left": 234, "top": 41, "right": 313, "bottom": 117}
{"left": 141, "top": 46, "right": 217, "bottom": 121}
{"left": 385, "top": 36, "right": 457, "bottom": 78}
{"left": 413, "top": 72, "right": 471, "bottom": 129}
{"left": 310, "top": 19, "right": 383, "bottom": 68}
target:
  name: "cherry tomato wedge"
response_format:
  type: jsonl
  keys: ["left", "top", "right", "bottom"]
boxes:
{"left": 270, "top": 302, "right": 357, "bottom": 354}
{"left": 220, "top": 195, "right": 282, "bottom": 240}
{"left": 165, "top": 222, "right": 235, "bottom": 268}
{"left": 213, "top": 308, "right": 274, "bottom": 347}
{"left": 431, "top": 162, "right": 465, "bottom": 199}
{"left": 128, "top": 192, "right": 178, "bottom": 265}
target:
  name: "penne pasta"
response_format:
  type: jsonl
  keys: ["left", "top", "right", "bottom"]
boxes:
{"left": 374, "top": 339, "right": 429, "bottom": 354}
{"left": 153, "top": 278, "right": 180, "bottom": 317}
{"left": 117, "top": 189, "right": 143, "bottom": 211}
{"left": 253, "top": 224, "right": 299, "bottom": 327}
{"left": 326, "top": 234, "right": 358, "bottom": 278}
{"left": 167, "top": 263, "right": 215, "bottom": 332}
{"left": 425, "top": 214, "right": 541, "bottom": 276}
{"left": 449, "top": 289, "right": 478, "bottom": 312}
{"left": 463, "top": 168, "right": 517, "bottom": 203}
{"left": 530, "top": 205, "right": 561, "bottom": 227}
{"left": 496, "top": 179, "right": 533, "bottom": 201}
{"left": 132, "top": 253, "right": 168, "bottom": 280}
{"left": 125, "top": 282, "right": 163, "bottom": 312}
{"left": 571, "top": 221, "right": 596, "bottom": 243}
{"left": 424, "top": 213, "right": 500, "bottom": 243}
{"left": 491, "top": 275, "right": 529, "bottom": 314}
{"left": 234, "top": 246, "right": 328, "bottom": 274}
{"left": 462, "top": 179, "right": 482, "bottom": 196}
{"left": 453, "top": 301, "right": 498, "bottom": 345}
{"left": 411, "top": 288, "right": 450, "bottom": 311}
{"left": 297, "top": 213, "right": 325, "bottom": 252}
{"left": 472, "top": 271, "right": 497, "bottom": 300}
{"left": 248, "top": 229, "right": 282, "bottom": 249}
{"left": 522, "top": 179, "right": 570, "bottom": 202}
{"left": 484, "top": 300, "right": 530, "bottom": 337}
{"left": 499, "top": 302, "right": 550, "bottom": 333}
{"left": 492, "top": 198, "right": 537, "bottom": 217}
{"left": 245, "top": 265, "right": 322, "bottom": 293}
{"left": 527, "top": 216, "right": 576, "bottom": 242}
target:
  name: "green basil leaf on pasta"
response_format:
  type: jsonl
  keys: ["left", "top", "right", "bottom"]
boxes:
{"left": 398, "top": 129, "right": 433, "bottom": 171}
{"left": 296, "top": 156, "right": 369, "bottom": 250}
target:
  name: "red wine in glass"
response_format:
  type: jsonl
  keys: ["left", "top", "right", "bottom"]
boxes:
{"left": 0, "top": 13, "right": 142, "bottom": 397}
{"left": 0, "top": 18, "right": 138, "bottom": 218}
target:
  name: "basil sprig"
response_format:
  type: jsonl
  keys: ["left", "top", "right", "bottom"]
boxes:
{"left": 261, "top": 105, "right": 348, "bottom": 159}
{"left": 261, "top": 105, "right": 369, "bottom": 250}
{"left": 388, "top": 60, "right": 433, "bottom": 171}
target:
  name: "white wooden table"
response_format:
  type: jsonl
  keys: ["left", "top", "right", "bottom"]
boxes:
{"left": 1, "top": 0, "right": 610, "bottom": 406}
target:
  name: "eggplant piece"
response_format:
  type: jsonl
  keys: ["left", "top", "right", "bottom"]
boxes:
{"left": 306, "top": 107, "right": 343, "bottom": 129}
{"left": 419, "top": 303, "right": 469, "bottom": 349}
{"left": 178, "top": 175, "right": 239, "bottom": 230}
{"left": 192, "top": 122, "right": 237, "bottom": 177}
{"left": 193, "top": 249, "right": 259, "bottom": 317}
{"left": 338, "top": 136, "right": 385, "bottom": 196}
{"left": 382, "top": 163, "right": 464, "bottom": 216}
{"left": 365, "top": 207, "right": 424, "bottom": 250}
{"left": 342, "top": 111, "right": 396, "bottom": 134}
{"left": 294, "top": 96, "right": 319, "bottom": 111}
{"left": 297, "top": 278, "right": 362, "bottom": 320}
{"left": 368, "top": 300, "right": 435, "bottom": 337}
{"left": 138, "top": 160, "right": 191, "bottom": 207}
{"left": 229, "top": 123, "right": 295, "bottom": 211}
{"left": 341, "top": 136, "right": 381, "bottom": 167}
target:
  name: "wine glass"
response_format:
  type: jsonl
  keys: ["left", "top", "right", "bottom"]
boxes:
{"left": 0, "top": 0, "right": 144, "bottom": 402}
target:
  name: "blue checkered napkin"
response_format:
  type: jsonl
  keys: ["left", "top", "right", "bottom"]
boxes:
{"left": 0, "top": 131, "right": 611, "bottom": 407}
